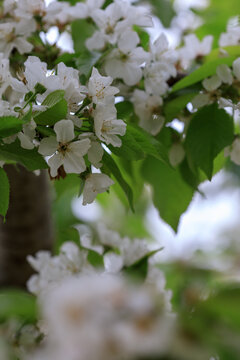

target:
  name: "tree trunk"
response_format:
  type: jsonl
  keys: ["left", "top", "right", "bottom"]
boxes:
{"left": 0, "top": 165, "right": 54, "bottom": 288}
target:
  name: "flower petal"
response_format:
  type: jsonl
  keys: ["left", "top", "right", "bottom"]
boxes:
{"left": 54, "top": 119, "right": 75, "bottom": 143}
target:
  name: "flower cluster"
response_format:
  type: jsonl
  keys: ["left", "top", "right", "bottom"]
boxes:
{"left": 26, "top": 224, "right": 174, "bottom": 360}
{"left": 27, "top": 224, "right": 163, "bottom": 296}
{"left": 0, "top": 52, "right": 126, "bottom": 204}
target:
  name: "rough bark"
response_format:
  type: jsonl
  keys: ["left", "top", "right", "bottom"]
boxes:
{"left": 0, "top": 164, "right": 54, "bottom": 288}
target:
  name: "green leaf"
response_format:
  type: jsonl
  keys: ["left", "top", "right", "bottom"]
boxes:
{"left": 0, "top": 116, "right": 23, "bottom": 138}
{"left": 205, "top": 46, "right": 240, "bottom": 62}
{"left": 164, "top": 93, "right": 197, "bottom": 122}
{"left": 142, "top": 156, "right": 194, "bottom": 232}
{"left": 86, "top": 249, "right": 104, "bottom": 268}
{"left": 102, "top": 152, "right": 134, "bottom": 211}
{"left": 0, "top": 168, "right": 9, "bottom": 218}
{"left": 110, "top": 124, "right": 169, "bottom": 164}
{"left": 0, "top": 139, "right": 47, "bottom": 171}
{"left": 133, "top": 26, "right": 150, "bottom": 51}
{"left": 109, "top": 126, "right": 145, "bottom": 161}
{"left": 172, "top": 56, "right": 236, "bottom": 92}
{"left": 185, "top": 104, "right": 234, "bottom": 180}
{"left": 75, "top": 50, "right": 101, "bottom": 76}
{"left": 34, "top": 90, "right": 68, "bottom": 125}
{"left": 147, "top": 0, "right": 175, "bottom": 27}
{"left": 195, "top": 0, "right": 240, "bottom": 46}
{"left": 0, "top": 289, "right": 37, "bottom": 321}
{"left": 21, "top": 105, "right": 32, "bottom": 124}
{"left": 123, "top": 248, "right": 163, "bottom": 281}
{"left": 71, "top": 19, "right": 96, "bottom": 53}
{"left": 116, "top": 101, "right": 134, "bottom": 120}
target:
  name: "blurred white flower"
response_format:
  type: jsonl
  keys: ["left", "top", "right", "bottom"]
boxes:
{"left": 82, "top": 173, "right": 114, "bottom": 205}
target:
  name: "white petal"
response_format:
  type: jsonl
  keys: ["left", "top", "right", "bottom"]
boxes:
{"left": 68, "top": 138, "right": 91, "bottom": 157}
{"left": 54, "top": 119, "right": 75, "bottom": 143}
{"left": 191, "top": 93, "right": 211, "bottom": 109}
{"left": 38, "top": 136, "right": 58, "bottom": 156}
{"left": 88, "top": 141, "right": 104, "bottom": 168}
{"left": 233, "top": 57, "right": 240, "bottom": 80}
{"left": 82, "top": 173, "right": 114, "bottom": 205}
{"left": 118, "top": 30, "right": 139, "bottom": 53}
{"left": 85, "top": 31, "right": 106, "bottom": 51}
{"left": 18, "top": 132, "right": 34, "bottom": 150}
{"left": 63, "top": 151, "right": 86, "bottom": 174}
{"left": 48, "top": 153, "right": 63, "bottom": 177}
{"left": 169, "top": 143, "right": 185, "bottom": 167}
{"left": 202, "top": 74, "right": 221, "bottom": 91}
{"left": 122, "top": 64, "right": 143, "bottom": 86}
{"left": 216, "top": 64, "right": 233, "bottom": 85}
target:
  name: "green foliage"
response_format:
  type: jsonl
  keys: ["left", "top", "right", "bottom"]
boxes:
{"left": 0, "top": 140, "right": 47, "bottom": 171}
{"left": 0, "top": 168, "right": 9, "bottom": 218}
{"left": 172, "top": 55, "right": 237, "bottom": 92}
{"left": 115, "top": 101, "right": 135, "bottom": 120}
{"left": 110, "top": 123, "right": 169, "bottom": 164}
{"left": 133, "top": 26, "right": 150, "bottom": 51}
{"left": 146, "top": 0, "right": 175, "bottom": 27}
{"left": 75, "top": 50, "right": 102, "bottom": 77}
{"left": 123, "top": 248, "right": 163, "bottom": 281}
{"left": 34, "top": 90, "right": 68, "bottom": 126}
{"left": 185, "top": 104, "right": 234, "bottom": 180}
{"left": 86, "top": 249, "right": 104, "bottom": 268}
{"left": 205, "top": 46, "right": 240, "bottom": 62}
{"left": 53, "top": 174, "right": 81, "bottom": 250}
{"left": 102, "top": 151, "right": 134, "bottom": 212}
{"left": 195, "top": 0, "right": 240, "bottom": 46}
{"left": 71, "top": 19, "right": 96, "bottom": 53}
{"left": 164, "top": 93, "right": 197, "bottom": 122}
{"left": 142, "top": 156, "right": 194, "bottom": 232}
{"left": 0, "top": 289, "right": 37, "bottom": 322}
{"left": 0, "top": 116, "right": 23, "bottom": 138}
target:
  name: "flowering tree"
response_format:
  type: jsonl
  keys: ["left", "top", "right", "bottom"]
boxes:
{"left": 0, "top": 0, "right": 240, "bottom": 359}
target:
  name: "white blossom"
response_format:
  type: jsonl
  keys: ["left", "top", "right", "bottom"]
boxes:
{"left": 44, "top": 1, "right": 72, "bottom": 25}
{"left": 13, "top": 0, "right": 46, "bottom": 19}
{"left": 29, "top": 273, "right": 174, "bottom": 360}
{"left": 216, "top": 64, "right": 233, "bottom": 85}
{"left": 88, "top": 67, "right": 119, "bottom": 105}
{"left": 233, "top": 57, "right": 240, "bottom": 80}
{"left": 225, "top": 137, "right": 240, "bottom": 165}
{"left": 169, "top": 143, "right": 185, "bottom": 167}
{"left": 82, "top": 173, "right": 114, "bottom": 205}
{"left": 27, "top": 243, "right": 89, "bottom": 296}
{"left": 38, "top": 119, "right": 91, "bottom": 177}
{"left": 132, "top": 89, "right": 164, "bottom": 135}
{"left": 0, "top": 19, "right": 36, "bottom": 56}
{"left": 144, "top": 61, "right": 175, "bottom": 96}
{"left": 219, "top": 18, "right": 240, "bottom": 47}
{"left": 93, "top": 104, "right": 126, "bottom": 147}
{"left": 86, "top": 2, "right": 125, "bottom": 50}
{"left": 0, "top": 54, "right": 12, "bottom": 96}
{"left": 104, "top": 30, "right": 149, "bottom": 86}
{"left": 177, "top": 34, "right": 213, "bottom": 69}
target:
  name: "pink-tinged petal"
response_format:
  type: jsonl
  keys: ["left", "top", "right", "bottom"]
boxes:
{"left": 54, "top": 119, "right": 75, "bottom": 143}
{"left": 38, "top": 136, "right": 58, "bottom": 156}
{"left": 48, "top": 153, "right": 63, "bottom": 177}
